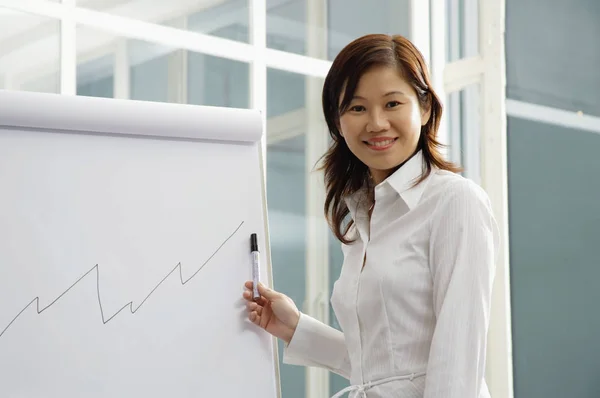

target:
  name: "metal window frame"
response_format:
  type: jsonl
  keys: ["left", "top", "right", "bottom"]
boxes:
{"left": 432, "top": 2, "right": 513, "bottom": 397}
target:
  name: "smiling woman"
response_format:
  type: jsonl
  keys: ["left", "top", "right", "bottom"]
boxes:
{"left": 243, "top": 33, "right": 501, "bottom": 398}
{"left": 320, "top": 34, "right": 460, "bottom": 243}
{"left": 337, "top": 66, "right": 428, "bottom": 184}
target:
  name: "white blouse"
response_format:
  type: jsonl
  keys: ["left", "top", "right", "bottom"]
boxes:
{"left": 283, "top": 150, "right": 499, "bottom": 398}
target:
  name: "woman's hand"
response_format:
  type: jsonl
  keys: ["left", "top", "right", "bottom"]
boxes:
{"left": 242, "top": 281, "right": 300, "bottom": 344}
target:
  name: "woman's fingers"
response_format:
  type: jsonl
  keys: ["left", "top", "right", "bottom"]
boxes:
{"left": 246, "top": 300, "right": 264, "bottom": 315}
{"left": 246, "top": 296, "right": 266, "bottom": 327}
{"left": 243, "top": 280, "right": 267, "bottom": 327}
{"left": 255, "top": 296, "right": 268, "bottom": 306}
{"left": 243, "top": 289, "right": 265, "bottom": 303}
{"left": 243, "top": 281, "right": 278, "bottom": 300}
{"left": 249, "top": 310, "right": 264, "bottom": 326}
{"left": 243, "top": 285, "right": 269, "bottom": 307}
{"left": 249, "top": 311, "right": 258, "bottom": 323}
{"left": 256, "top": 283, "right": 279, "bottom": 300}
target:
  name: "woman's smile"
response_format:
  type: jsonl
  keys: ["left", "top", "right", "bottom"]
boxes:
{"left": 364, "top": 137, "right": 398, "bottom": 151}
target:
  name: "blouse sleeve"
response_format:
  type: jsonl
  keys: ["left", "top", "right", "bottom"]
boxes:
{"left": 424, "top": 179, "right": 500, "bottom": 397}
{"left": 282, "top": 312, "right": 352, "bottom": 379}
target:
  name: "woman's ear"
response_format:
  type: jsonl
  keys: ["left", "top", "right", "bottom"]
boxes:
{"left": 335, "top": 119, "right": 344, "bottom": 138}
{"left": 420, "top": 99, "right": 432, "bottom": 126}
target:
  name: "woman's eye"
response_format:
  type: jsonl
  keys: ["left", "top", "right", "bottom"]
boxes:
{"left": 386, "top": 101, "right": 401, "bottom": 108}
{"left": 350, "top": 105, "right": 365, "bottom": 112}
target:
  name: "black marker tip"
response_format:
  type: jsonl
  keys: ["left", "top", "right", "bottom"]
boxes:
{"left": 251, "top": 233, "right": 258, "bottom": 252}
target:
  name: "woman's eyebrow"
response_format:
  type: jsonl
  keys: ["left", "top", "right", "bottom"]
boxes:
{"left": 352, "top": 91, "right": 406, "bottom": 100}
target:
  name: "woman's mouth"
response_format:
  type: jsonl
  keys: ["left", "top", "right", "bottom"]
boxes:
{"left": 364, "top": 137, "right": 398, "bottom": 151}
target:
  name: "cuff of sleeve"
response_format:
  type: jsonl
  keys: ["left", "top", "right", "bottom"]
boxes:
{"left": 282, "top": 312, "right": 311, "bottom": 364}
{"left": 283, "top": 312, "right": 346, "bottom": 368}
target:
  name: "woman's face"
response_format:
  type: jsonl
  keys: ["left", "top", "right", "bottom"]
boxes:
{"left": 338, "top": 65, "right": 430, "bottom": 185}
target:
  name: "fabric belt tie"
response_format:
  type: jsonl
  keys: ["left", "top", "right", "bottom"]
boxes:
{"left": 330, "top": 371, "right": 426, "bottom": 398}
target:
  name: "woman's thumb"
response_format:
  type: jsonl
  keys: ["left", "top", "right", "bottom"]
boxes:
{"left": 257, "top": 282, "right": 278, "bottom": 300}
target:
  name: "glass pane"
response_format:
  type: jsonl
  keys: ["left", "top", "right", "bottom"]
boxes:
{"left": 77, "top": 53, "right": 115, "bottom": 99}
{"left": 445, "top": 83, "right": 481, "bottom": 184}
{"left": 76, "top": 26, "right": 250, "bottom": 108}
{"left": 188, "top": 51, "right": 250, "bottom": 108}
{"left": 506, "top": 0, "right": 600, "bottom": 117}
{"left": 446, "top": 0, "right": 479, "bottom": 62}
{"left": 267, "top": 69, "right": 306, "bottom": 117}
{"left": 327, "top": 0, "right": 411, "bottom": 60}
{"left": 507, "top": 117, "right": 600, "bottom": 398}
{"left": 267, "top": 139, "right": 306, "bottom": 398}
{"left": 266, "top": 0, "right": 321, "bottom": 57}
{"left": 0, "top": 9, "right": 60, "bottom": 93}
{"left": 267, "top": 0, "right": 410, "bottom": 60}
{"left": 78, "top": 0, "right": 249, "bottom": 43}
{"left": 267, "top": 69, "right": 327, "bottom": 398}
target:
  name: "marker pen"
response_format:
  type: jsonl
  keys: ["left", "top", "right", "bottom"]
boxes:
{"left": 250, "top": 233, "right": 260, "bottom": 300}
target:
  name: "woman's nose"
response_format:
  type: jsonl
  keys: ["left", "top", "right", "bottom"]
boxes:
{"left": 366, "top": 110, "right": 390, "bottom": 132}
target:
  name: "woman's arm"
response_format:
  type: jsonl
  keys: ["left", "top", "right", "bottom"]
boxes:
{"left": 424, "top": 179, "right": 500, "bottom": 397}
{"left": 283, "top": 312, "right": 351, "bottom": 379}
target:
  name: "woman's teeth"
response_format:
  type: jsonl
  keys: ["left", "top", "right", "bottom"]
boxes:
{"left": 367, "top": 139, "right": 395, "bottom": 146}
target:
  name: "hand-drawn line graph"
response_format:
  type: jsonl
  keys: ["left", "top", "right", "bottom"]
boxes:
{"left": 0, "top": 221, "right": 244, "bottom": 339}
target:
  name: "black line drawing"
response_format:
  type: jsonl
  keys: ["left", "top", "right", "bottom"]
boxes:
{"left": 0, "top": 221, "right": 244, "bottom": 339}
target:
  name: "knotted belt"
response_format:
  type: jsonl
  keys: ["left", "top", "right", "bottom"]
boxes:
{"left": 330, "top": 371, "right": 426, "bottom": 398}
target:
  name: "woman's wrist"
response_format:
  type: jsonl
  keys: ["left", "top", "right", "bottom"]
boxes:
{"left": 283, "top": 311, "right": 300, "bottom": 344}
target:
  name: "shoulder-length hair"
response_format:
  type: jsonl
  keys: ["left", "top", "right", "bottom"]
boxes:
{"left": 319, "top": 34, "right": 461, "bottom": 244}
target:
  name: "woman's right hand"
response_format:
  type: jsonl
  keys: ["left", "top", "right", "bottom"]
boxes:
{"left": 243, "top": 281, "right": 300, "bottom": 344}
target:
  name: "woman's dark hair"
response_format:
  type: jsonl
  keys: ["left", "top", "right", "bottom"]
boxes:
{"left": 319, "top": 34, "right": 461, "bottom": 244}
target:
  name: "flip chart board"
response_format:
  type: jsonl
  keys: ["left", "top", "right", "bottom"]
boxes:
{"left": 0, "top": 89, "right": 279, "bottom": 398}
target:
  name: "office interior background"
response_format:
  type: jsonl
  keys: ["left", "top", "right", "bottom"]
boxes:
{"left": 1, "top": 0, "right": 598, "bottom": 397}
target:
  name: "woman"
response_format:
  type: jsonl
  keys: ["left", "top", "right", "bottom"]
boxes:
{"left": 243, "top": 34, "right": 499, "bottom": 398}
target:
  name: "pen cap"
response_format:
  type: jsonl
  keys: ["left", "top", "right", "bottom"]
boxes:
{"left": 250, "top": 233, "right": 259, "bottom": 252}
